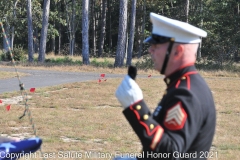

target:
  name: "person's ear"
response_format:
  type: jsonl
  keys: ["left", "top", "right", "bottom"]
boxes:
{"left": 174, "top": 44, "right": 184, "bottom": 60}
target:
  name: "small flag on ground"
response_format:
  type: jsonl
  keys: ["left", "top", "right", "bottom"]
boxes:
{"left": 0, "top": 100, "right": 2, "bottom": 104}
{"left": 6, "top": 105, "right": 11, "bottom": 111}
{"left": 100, "top": 74, "right": 105, "bottom": 78}
{"left": 30, "top": 88, "right": 36, "bottom": 93}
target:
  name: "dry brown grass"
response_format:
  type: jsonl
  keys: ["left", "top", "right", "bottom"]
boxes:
{"left": 0, "top": 71, "right": 29, "bottom": 79}
{"left": 198, "top": 70, "right": 239, "bottom": 78}
{"left": 0, "top": 70, "right": 239, "bottom": 160}
{"left": 206, "top": 78, "right": 240, "bottom": 160}
{"left": 0, "top": 63, "right": 158, "bottom": 76}
{"left": 1, "top": 54, "right": 240, "bottom": 77}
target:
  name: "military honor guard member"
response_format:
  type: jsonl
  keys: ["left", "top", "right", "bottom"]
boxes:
{"left": 114, "top": 12, "right": 216, "bottom": 160}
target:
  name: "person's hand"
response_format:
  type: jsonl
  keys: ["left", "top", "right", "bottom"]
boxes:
{"left": 115, "top": 75, "right": 143, "bottom": 109}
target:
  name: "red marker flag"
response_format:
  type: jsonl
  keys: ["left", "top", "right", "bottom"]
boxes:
{"left": 30, "top": 88, "right": 36, "bottom": 93}
{"left": 0, "top": 100, "right": 2, "bottom": 104}
{"left": 98, "top": 79, "right": 102, "bottom": 83}
{"left": 148, "top": 74, "right": 152, "bottom": 78}
{"left": 6, "top": 105, "right": 11, "bottom": 111}
{"left": 100, "top": 74, "right": 105, "bottom": 78}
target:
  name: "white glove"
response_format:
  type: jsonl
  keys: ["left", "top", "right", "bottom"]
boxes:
{"left": 115, "top": 75, "right": 143, "bottom": 109}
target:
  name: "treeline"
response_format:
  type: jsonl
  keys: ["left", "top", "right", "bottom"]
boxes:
{"left": 0, "top": 0, "right": 239, "bottom": 67}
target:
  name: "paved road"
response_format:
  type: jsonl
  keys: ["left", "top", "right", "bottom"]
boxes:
{"left": 0, "top": 68, "right": 128, "bottom": 94}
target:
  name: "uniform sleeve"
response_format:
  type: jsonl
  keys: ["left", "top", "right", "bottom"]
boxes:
{"left": 122, "top": 88, "right": 202, "bottom": 158}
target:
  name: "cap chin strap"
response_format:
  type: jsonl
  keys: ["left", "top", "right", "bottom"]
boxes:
{"left": 160, "top": 40, "right": 175, "bottom": 74}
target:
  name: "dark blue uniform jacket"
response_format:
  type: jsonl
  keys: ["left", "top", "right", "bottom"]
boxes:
{"left": 123, "top": 65, "right": 216, "bottom": 160}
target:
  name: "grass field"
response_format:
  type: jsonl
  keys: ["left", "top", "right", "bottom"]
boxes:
{"left": 0, "top": 60, "right": 239, "bottom": 160}
{"left": 0, "top": 71, "right": 29, "bottom": 79}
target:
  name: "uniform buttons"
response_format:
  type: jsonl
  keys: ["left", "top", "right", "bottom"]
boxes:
{"left": 143, "top": 114, "right": 149, "bottom": 120}
{"left": 136, "top": 105, "right": 141, "bottom": 110}
{"left": 181, "top": 76, "right": 186, "bottom": 80}
{"left": 150, "top": 124, "right": 154, "bottom": 129}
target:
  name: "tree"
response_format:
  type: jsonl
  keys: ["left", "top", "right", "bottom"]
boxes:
{"left": 137, "top": 0, "right": 146, "bottom": 58}
{"left": 107, "top": 0, "right": 112, "bottom": 51}
{"left": 90, "top": 0, "right": 96, "bottom": 56}
{"left": 114, "top": 0, "right": 128, "bottom": 67}
{"left": 10, "top": 0, "right": 19, "bottom": 50}
{"left": 0, "top": 0, "right": 239, "bottom": 66}
{"left": 126, "top": 0, "right": 137, "bottom": 66}
{"left": 2, "top": 23, "right": 10, "bottom": 53}
{"left": 98, "top": 0, "right": 107, "bottom": 57}
{"left": 38, "top": 0, "right": 50, "bottom": 62}
{"left": 27, "top": 0, "right": 34, "bottom": 62}
{"left": 82, "top": 0, "right": 90, "bottom": 65}
{"left": 56, "top": 1, "right": 64, "bottom": 55}
{"left": 64, "top": 0, "right": 79, "bottom": 56}
{"left": 1, "top": 1, "right": 14, "bottom": 52}
{"left": 185, "top": 0, "right": 189, "bottom": 23}
{"left": 197, "top": 0, "right": 203, "bottom": 59}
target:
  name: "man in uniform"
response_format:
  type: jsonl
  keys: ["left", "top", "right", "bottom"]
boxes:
{"left": 115, "top": 13, "right": 216, "bottom": 160}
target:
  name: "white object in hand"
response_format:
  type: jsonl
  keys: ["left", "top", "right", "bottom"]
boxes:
{"left": 115, "top": 75, "right": 143, "bottom": 109}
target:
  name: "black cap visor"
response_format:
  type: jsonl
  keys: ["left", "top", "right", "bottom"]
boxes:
{"left": 144, "top": 34, "right": 172, "bottom": 44}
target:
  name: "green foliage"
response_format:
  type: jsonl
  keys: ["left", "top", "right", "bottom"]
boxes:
{"left": 45, "top": 56, "right": 82, "bottom": 65}
{"left": 0, "top": 47, "right": 26, "bottom": 61}
{"left": 91, "top": 58, "right": 113, "bottom": 68}
{"left": 135, "top": 55, "right": 154, "bottom": 70}
{"left": 1, "top": 0, "right": 240, "bottom": 66}
{"left": 196, "top": 59, "right": 239, "bottom": 72}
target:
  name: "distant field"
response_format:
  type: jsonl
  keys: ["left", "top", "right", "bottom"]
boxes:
{"left": 0, "top": 65, "right": 239, "bottom": 160}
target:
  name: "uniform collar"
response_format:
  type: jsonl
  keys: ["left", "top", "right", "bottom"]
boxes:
{"left": 164, "top": 64, "right": 197, "bottom": 86}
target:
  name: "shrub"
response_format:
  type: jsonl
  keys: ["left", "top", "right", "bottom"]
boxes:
{"left": 135, "top": 55, "right": 154, "bottom": 69}
{"left": 91, "top": 58, "right": 112, "bottom": 67}
{"left": 44, "top": 56, "right": 83, "bottom": 65}
{"left": 1, "top": 47, "right": 26, "bottom": 61}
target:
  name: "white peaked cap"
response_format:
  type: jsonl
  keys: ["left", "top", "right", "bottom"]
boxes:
{"left": 144, "top": 13, "right": 207, "bottom": 44}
